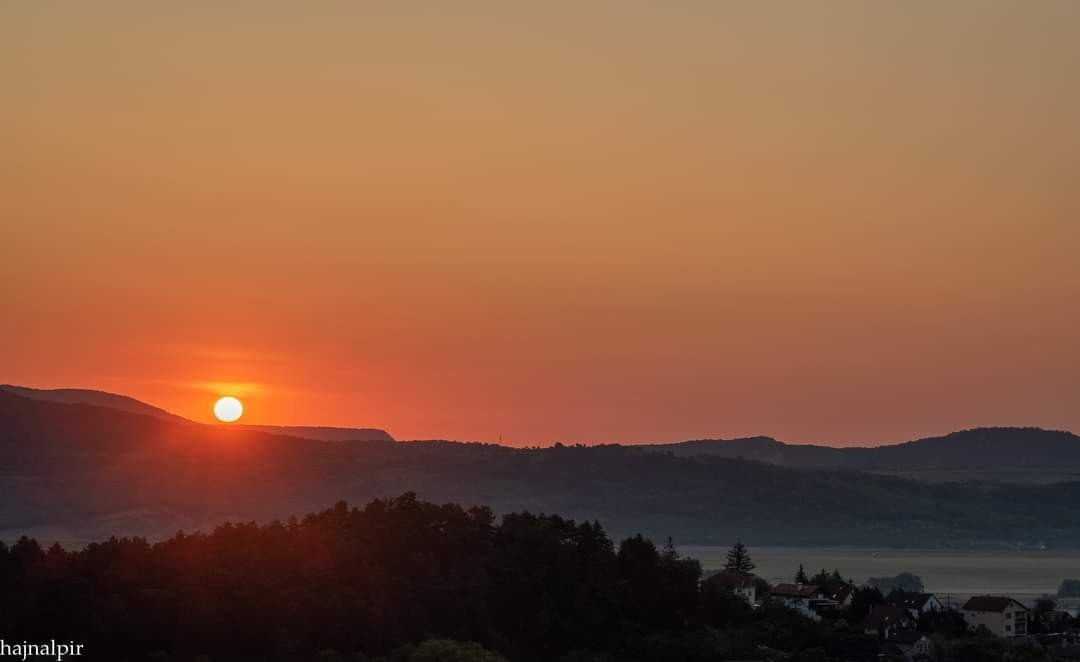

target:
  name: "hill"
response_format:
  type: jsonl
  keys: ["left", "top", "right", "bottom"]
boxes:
{"left": 645, "top": 428, "right": 1080, "bottom": 483}
{"left": 0, "top": 384, "right": 191, "bottom": 425}
{"left": 234, "top": 424, "right": 393, "bottom": 443}
{"left": 2, "top": 389, "right": 1080, "bottom": 547}
{"left": 0, "top": 384, "right": 394, "bottom": 443}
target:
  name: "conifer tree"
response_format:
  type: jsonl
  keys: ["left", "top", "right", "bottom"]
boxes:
{"left": 724, "top": 541, "right": 755, "bottom": 574}
{"left": 795, "top": 563, "right": 809, "bottom": 584}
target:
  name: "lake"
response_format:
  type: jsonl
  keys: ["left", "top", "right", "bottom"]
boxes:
{"left": 684, "top": 546, "right": 1080, "bottom": 607}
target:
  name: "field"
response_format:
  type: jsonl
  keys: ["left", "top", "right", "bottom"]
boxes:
{"left": 686, "top": 546, "right": 1080, "bottom": 606}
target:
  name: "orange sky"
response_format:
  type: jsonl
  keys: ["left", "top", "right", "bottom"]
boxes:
{"left": 2, "top": 2, "right": 1078, "bottom": 445}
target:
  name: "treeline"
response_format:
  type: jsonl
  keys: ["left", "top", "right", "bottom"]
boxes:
{"left": 1, "top": 494, "right": 853, "bottom": 662}
{"left": 3, "top": 495, "right": 1075, "bottom": 661}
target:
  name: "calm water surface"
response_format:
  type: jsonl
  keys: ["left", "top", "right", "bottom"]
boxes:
{"left": 684, "top": 546, "right": 1080, "bottom": 605}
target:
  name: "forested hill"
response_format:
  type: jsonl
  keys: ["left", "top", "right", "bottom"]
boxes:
{"left": 3, "top": 389, "right": 1080, "bottom": 547}
{"left": 643, "top": 428, "right": 1080, "bottom": 483}
{"left": 7, "top": 384, "right": 1076, "bottom": 479}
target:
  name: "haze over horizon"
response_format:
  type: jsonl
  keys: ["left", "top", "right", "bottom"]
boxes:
{"left": 3, "top": 382, "right": 1079, "bottom": 450}
{"left": 4, "top": 2, "right": 1079, "bottom": 445}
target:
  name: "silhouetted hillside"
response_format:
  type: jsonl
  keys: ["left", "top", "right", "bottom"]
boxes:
{"left": 235, "top": 424, "right": 394, "bottom": 443}
{"left": 1, "top": 384, "right": 395, "bottom": 442}
{"left": 0, "top": 384, "right": 191, "bottom": 425}
{"left": 11, "top": 384, "right": 1074, "bottom": 480}
{"left": 646, "top": 429, "right": 1080, "bottom": 483}
{"left": 3, "top": 390, "right": 1080, "bottom": 547}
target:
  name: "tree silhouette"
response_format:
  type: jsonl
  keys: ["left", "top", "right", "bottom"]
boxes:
{"left": 724, "top": 541, "right": 755, "bottom": 575}
{"left": 795, "top": 563, "right": 809, "bottom": 584}
{"left": 4, "top": 494, "right": 1022, "bottom": 661}
{"left": 662, "top": 536, "right": 679, "bottom": 560}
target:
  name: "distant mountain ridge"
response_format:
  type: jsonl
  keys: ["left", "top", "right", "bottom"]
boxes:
{"left": 233, "top": 424, "right": 393, "bottom": 443}
{"left": 643, "top": 428, "right": 1080, "bottom": 483}
{"left": 5, "top": 384, "right": 1078, "bottom": 479}
{"left": 2, "top": 387, "right": 1080, "bottom": 547}
{"left": 0, "top": 384, "right": 394, "bottom": 443}
{"left": 0, "top": 384, "right": 191, "bottom": 425}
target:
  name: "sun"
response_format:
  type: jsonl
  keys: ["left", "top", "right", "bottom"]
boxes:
{"left": 213, "top": 396, "right": 244, "bottom": 423}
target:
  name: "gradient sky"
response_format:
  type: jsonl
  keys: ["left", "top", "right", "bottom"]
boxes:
{"left": 3, "top": 2, "right": 1078, "bottom": 445}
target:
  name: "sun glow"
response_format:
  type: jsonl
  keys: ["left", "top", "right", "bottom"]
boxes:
{"left": 213, "top": 396, "right": 243, "bottom": 423}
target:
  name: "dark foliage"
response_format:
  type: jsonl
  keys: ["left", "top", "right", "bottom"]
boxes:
{"left": 795, "top": 564, "right": 809, "bottom": 584}
{"left": 724, "top": 541, "right": 755, "bottom": 574}
{"left": 0, "top": 495, "right": 871, "bottom": 662}
{"left": 844, "top": 586, "right": 882, "bottom": 622}
{"left": 809, "top": 569, "right": 847, "bottom": 595}
{"left": 4, "top": 495, "right": 1074, "bottom": 661}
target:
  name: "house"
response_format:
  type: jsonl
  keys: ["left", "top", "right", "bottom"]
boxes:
{"left": 827, "top": 584, "right": 857, "bottom": 608}
{"left": 884, "top": 630, "right": 934, "bottom": 661}
{"left": 884, "top": 590, "right": 943, "bottom": 620}
{"left": 862, "top": 605, "right": 916, "bottom": 638}
{"left": 769, "top": 584, "right": 826, "bottom": 620}
{"left": 704, "top": 569, "right": 758, "bottom": 605}
{"left": 960, "top": 596, "right": 1030, "bottom": 638}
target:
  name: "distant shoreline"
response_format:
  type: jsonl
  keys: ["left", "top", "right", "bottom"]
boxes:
{"left": 685, "top": 545, "right": 1080, "bottom": 608}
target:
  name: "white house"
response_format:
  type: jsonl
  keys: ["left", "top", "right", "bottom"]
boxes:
{"left": 826, "top": 584, "right": 856, "bottom": 608}
{"left": 768, "top": 584, "right": 826, "bottom": 620}
{"left": 704, "top": 570, "right": 758, "bottom": 606}
{"left": 960, "top": 596, "right": 1029, "bottom": 638}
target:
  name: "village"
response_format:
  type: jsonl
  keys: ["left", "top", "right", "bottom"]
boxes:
{"left": 705, "top": 544, "right": 1080, "bottom": 661}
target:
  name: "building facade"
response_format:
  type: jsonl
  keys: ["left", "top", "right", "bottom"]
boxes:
{"left": 704, "top": 569, "right": 758, "bottom": 606}
{"left": 960, "top": 596, "right": 1029, "bottom": 638}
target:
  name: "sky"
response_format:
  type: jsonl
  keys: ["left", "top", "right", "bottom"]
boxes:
{"left": 2, "top": 2, "right": 1078, "bottom": 445}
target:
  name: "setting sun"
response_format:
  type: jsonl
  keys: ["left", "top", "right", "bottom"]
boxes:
{"left": 213, "top": 396, "right": 243, "bottom": 423}
{"left": 4, "top": 3, "right": 1080, "bottom": 658}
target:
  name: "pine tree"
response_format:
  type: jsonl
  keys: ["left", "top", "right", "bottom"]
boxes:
{"left": 724, "top": 541, "right": 755, "bottom": 574}
{"left": 795, "top": 563, "right": 809, "bottom": 584}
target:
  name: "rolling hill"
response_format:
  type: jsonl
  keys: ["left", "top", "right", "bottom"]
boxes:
{"left": 0, "top": 384, "right": 394, "bottom": 443}
{"left": 644, "top": 429, "right": 1080, "bottom": 483}
{"left": 0, "top": 384, "right": 191, "bottom": 424}
{"left": 232, "top": 424, "right": 394, "bottom": 443}
{"left": 2, "top": 388, "right": 1079, "bottom": 547}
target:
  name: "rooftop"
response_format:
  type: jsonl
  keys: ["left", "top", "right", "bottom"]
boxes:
{"left": 885, "top": 590, "right": 936, "bottom": 610}
{"left": 706, "top": 569, "right": 755, "bottom": 589}
{"left": 863, "top": 605, "right": 912, "bottom": 630}
{"left": 770, "top": 583, "right": 821, "bottom": 598}
{"left": 962, "top": 596, "right": 1027, "bottom": 613}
